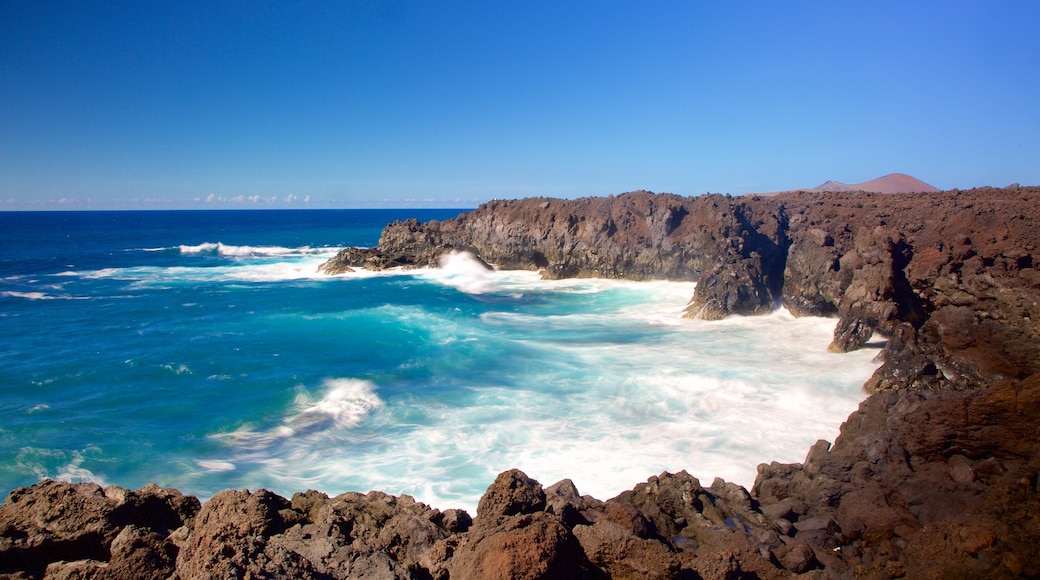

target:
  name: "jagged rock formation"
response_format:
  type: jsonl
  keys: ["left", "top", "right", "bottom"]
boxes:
{"left": 3, "top": 185, "right": 1038, "bottom": 578}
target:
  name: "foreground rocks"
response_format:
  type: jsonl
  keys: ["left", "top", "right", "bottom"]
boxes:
{"left": 3, "top": 186, "right": 1038, "bottom": 577}
{"left": 5, "top": 408, "right": 1038, "bottom": 580}
{"left": 0, "top": 482, "right": 199, "bottom": 579}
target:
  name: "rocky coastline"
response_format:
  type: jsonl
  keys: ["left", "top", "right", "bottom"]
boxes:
{"left": 3, "top": 186, "right": 1039, "bottom": 578}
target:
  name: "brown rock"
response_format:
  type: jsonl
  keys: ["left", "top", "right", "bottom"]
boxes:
{"left": 449, "top": 512, "right": 589, "bottom": 580}
{"left": 105, "top": 525, "right": 179, "bottom": 580}
{"left": 572, "top": 519, "right": 679, "bottom": 578}
{"left": 269, "top": 489, "right": 454, "bottom": 577}
{"left": 772, "top": 540, "right": 817, "bottom": 573}
{"left": 174, "top": 488, "right": 320, "bottom": 579}
{"left": 474, "top": 469, "right": 547, "bottom": 527}
{"left": 0, "top": 481, "right": 198, "bottom": 579}
{"left": 544, "top": 479, "right": 601, "bottom": 528}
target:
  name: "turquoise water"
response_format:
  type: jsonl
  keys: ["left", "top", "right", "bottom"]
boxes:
{"left": 0, "top": 210, "right": 881, "bottom": 511}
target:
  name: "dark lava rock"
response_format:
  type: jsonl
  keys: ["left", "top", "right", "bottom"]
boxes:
{"left": 474, "top": 469, "right": 547, "bottom": 527}
{"left": 0, "top": 481, "right": 198, "bottom": 579}
{"left": 448, "top": 512, "right": 591, "bottom": 580}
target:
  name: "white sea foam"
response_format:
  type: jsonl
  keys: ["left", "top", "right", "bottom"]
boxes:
{"left": 175, "top": 242, "right": 334, "bottom": 258}
{"left": 176, "top": 242, "right": 221, "bottom": 254}
{"left": 211, "top": 378, "right": 384, "bottom": 452}
{"left": 49, "top": 242, "right": 345, "bottom": 287}
{"left": 59, "top": 258, "right": 340, "bottom": 285}
{"left": 1, "top": 291, "right": 52, "bottom": 300}
{"left": 1, "top": 290, "right": 89, "bottom": 301}
{"left": 420, "top": 250, "right": 502, "bottom": 294}
{"left": 16, "top": 447, "right": 108, "bottom": 488}
{"left": 201, "top": 269, "right": 881, "bottom": 513}
{"left": 56, "top": 465, "right": 107, "bottom": 487}
{"left": 294, "top": 378, "right": 385, "bottom": 429}
{"left": 196, "top": 460, "right": 236, "bottom": 472}
{"left": 162, "top": 363, "right": 192, "bottom": 375}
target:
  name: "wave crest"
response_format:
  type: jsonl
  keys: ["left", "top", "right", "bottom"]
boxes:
{"left": 170, "top": 242, "right": 337, "bottom": 258}
{"left": 293, "top": 378, "right": 385, "bottom": 430}
{"left": 212, "top": 378, "right": 384, "bottom": 452}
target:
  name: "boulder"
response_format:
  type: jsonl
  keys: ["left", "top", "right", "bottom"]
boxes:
{"left": 448, "top": 512, "right": 590, "bottom": 580}
{"left": 474, "top": 469, "right": 547, "bottom": 527}
{"left": 0, "top": 481, "right": 198, "bottom": 579}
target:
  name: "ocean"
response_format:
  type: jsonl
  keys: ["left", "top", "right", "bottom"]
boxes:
{"left": 0, "top": 209, "right": 881, "bottom": 512}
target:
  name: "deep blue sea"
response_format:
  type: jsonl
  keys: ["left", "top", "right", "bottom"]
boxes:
{"left": 0, "top": 210, "right": 881, "bottom": 512}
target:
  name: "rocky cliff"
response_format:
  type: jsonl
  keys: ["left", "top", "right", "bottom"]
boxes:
{"left": 321, "top": 186, "right": 1040, "bottom": 393}
{"left": 3, "top": 186, "right": 1038, "bottom": 578}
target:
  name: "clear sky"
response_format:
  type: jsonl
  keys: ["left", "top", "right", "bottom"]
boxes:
{"left": 2, "top": 1, "right": 1038, "bottom": 210}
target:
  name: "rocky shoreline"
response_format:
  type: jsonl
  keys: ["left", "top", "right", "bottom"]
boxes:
{"left": 3, "top": 186, "right": 1039, "bottom": 578}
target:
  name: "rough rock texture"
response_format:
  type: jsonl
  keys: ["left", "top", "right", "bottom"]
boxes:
{"left": 0, "top": 481, "right": 199, "bottom": 579}
{"left": 0, "top": 471, "right": 817, "bottom": 579}
{"left": 15, "top": 454, "right": 1033, "bottom": 578}
{"left": 3, "top": 186, "right": 1039, "bottom": 578}
{"left": 753, "top": 374, "right": 1040, "bottom": 578}
{"left": 445, "top": 471, "right": 589, "bottom": 579}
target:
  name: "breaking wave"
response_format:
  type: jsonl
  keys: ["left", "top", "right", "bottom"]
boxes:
{"left": 146, "top": 242, "right": 340, "bottom": 259}
{"left": 211, "top": 378, "right": 385, "bottom": 454}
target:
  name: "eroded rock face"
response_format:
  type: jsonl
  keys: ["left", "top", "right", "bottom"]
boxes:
{"left": 753, "top": 373, "right": 1040, "bottom": 578}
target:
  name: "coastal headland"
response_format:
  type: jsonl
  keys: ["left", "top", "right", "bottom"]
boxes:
{"left": 3, "top": 186, "right": 1039, "bottom": 578}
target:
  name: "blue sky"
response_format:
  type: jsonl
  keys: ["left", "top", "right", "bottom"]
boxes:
{"left": 2, "top": 1, "right": 1038, "bottom": 209}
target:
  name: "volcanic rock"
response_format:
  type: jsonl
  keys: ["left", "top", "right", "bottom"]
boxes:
{"left": 0, "top": 481, "right": 198, "bottom": 579}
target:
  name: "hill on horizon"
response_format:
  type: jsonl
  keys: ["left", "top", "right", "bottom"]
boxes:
{"left": 752, "top": 173, "right": 940, "bottom": 195}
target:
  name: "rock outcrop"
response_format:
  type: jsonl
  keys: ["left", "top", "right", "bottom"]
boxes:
{"left": 3, "top": 185, "right": 1038, "bottom": 578}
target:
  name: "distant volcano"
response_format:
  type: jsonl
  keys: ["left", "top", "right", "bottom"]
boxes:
{"left": 752, "top": 173, "right": 940, "bottom": 195}
{"left": 809, "top": 173, "right": 939, "bottom": 194}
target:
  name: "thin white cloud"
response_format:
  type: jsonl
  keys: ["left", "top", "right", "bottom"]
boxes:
{"left": 195, "top": 192, "right": 321, "bottom": 206}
